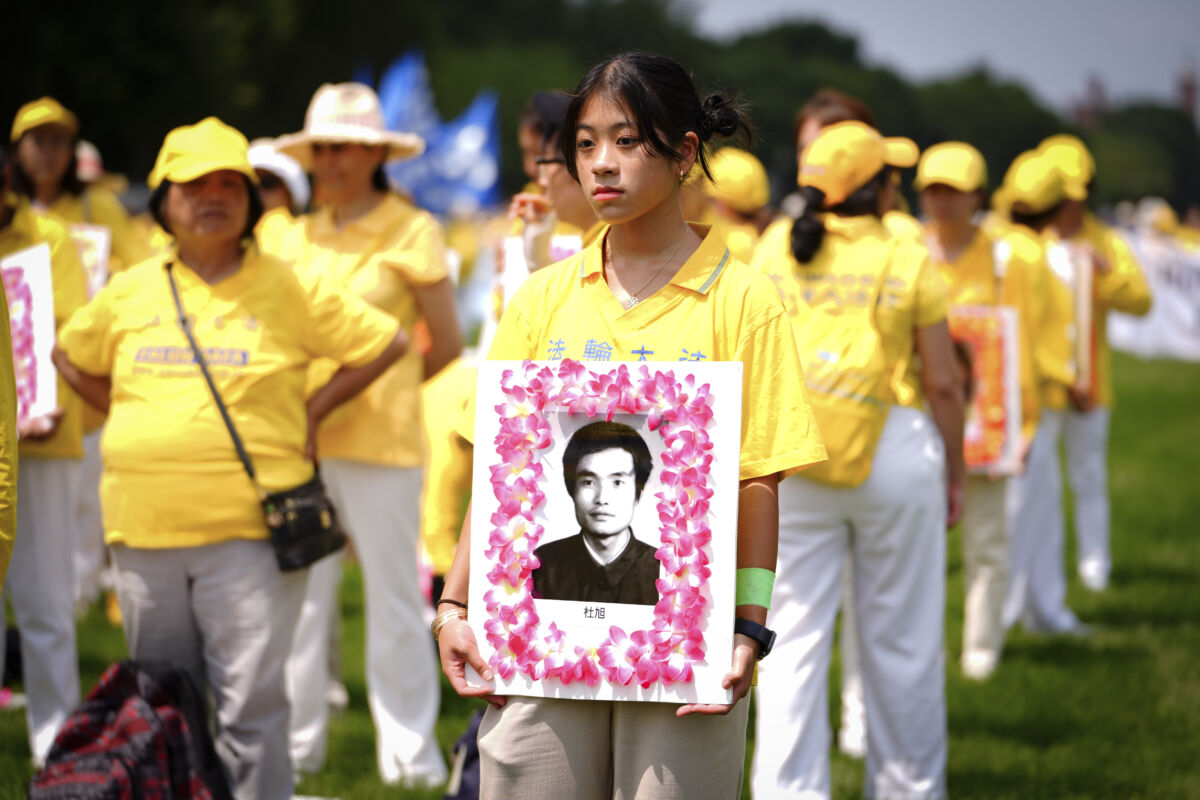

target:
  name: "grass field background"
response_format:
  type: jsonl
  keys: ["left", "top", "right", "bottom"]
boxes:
{"left": 3, "top": 351, "right": 1198, "bottom": 799}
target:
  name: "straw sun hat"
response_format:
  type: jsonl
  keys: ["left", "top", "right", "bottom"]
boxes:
{"left": 276, "top": 82, "right": 425, "bottom": 169}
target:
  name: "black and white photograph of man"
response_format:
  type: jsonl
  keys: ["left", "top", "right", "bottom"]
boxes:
{"left": 532, "top": 420, "right": 661, "bottom": 605}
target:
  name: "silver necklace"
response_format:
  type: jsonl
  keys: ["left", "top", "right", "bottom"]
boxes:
{"left": 608, "top": 236, "right": 686, "bottom": 310}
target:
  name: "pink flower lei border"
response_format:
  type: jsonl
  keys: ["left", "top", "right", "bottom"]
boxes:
{"left": 483, "top": 359, "right": 716, "bottom": 689}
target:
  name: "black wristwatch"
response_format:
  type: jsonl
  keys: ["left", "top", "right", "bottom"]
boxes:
{"left": 734, "top": 617, "right": 777, "bottom": 660}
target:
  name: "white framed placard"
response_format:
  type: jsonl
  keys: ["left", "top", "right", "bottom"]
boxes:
{"left": 1, "top": 244, "right": 58, "bottom": 427}
{"left": 1046, "top": 241, "right": 1095, "bottom": 397}
{"left": 949, "top": 305, "right": 1022, "bottom": 476}
{"left": 68, "top": 223, "right": 112, "bottom": 299}
{"left": 468, "top": 359, "right": 744, "bottom": 705}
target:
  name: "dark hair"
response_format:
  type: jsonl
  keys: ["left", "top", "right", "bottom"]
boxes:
{"left": 530, "top": 90, "right": 572, "bottom": 151}
{"left": 1009, "top": 201, "right": 1064, "bottom": 232}
{"left": 793, "top": 89, "right": 876, "bottom": 142}
{"left": 561, "top": 51, "right": 752, "bottom": 183}
{"left": 790, "top": 167, "right": 890, "bottom": 264}
{"left": 371, "top": 163, "right": 390, "bottom": 192}
{"left": 149, "top": 174, "right": 264, "bottom": 241}
{"left": 562, "top": 421, "right": 654, "bottom": 500}
{"left": 11, "top": 132, "right": 86, "bottom": 198}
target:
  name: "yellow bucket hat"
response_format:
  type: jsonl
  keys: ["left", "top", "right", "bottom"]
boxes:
{"left": 1002, "top": 149, "right": 1082, "bottom": 215}
{"left": 1038, "top": 134, "right": 1094, "bottom": 199}
{"left": 148, "top": 117, "right": 257, "bottom": 189}
{"left": 11, "top": 97, "right": 79, "bottom": 142}
{"left": 914, "top": 142, "right": 987, "bottom": 193}
{"left": 704, "top": 147, "right": 770, "bottom": 214}
{"left": 798, "top": 121, "right": 918, "bottom": 207}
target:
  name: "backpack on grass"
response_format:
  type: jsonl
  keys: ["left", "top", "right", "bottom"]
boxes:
{"left": 29, "top": 659, "right": 232, "bottom": 800}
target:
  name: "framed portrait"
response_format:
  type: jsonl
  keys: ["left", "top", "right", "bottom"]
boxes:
{"left": 948, "top": 305, "right": 1022, "bottom": 476}
{"left": 468, "top": 359, "right": 744, "bottom": 705}
{"left": 1046, "top": 241, "right": 1096, "bottom": 398}
{"left": 68, "top": 223, "right": 112, "bottom": 300}
{"left": 1, "top": 243, "right": 59, "bottom": 428}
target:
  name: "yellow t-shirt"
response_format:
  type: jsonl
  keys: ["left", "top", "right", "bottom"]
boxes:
{"left": 984, "top": 218, "right": 1075, "bottom": 410}
{"left": 48, "top": 187, "right": 152, "bottom": 275}
{"left": 255, "top": 206, "right": 301, "bottom": 254}
{"left": 1, "top": 199, "right": 88, "bottom": 459}
{"left": 469, "top": 223, "right": 827, "bottom": 481}
{"left": 48, "top": 187, "right": 154, "bottom": 434}
{"left": 270, "top": 193, "right": 449, "bottom": 467}
{"left": 883, "top": 209, "right": 925, "bottom": 242}
{"left": 711, "top": 217, "right": 760, "bottom": 266}
{"left": 0, "top": 279, "right": 16, "bottom": 589}
{"left": 752, "top": 214, "right": 948, "bottom": 410}
{"left": 57, "top": 248, "right": 399, "bottom": 548}
{"left": 1065, "top": 212, "right": 1152, "bottom": 407}
{"left": 420, "top": 357, "right": 477, "bottom": 575}
{"left": 928, "top": 226, "right": 1044, "bottom": 441}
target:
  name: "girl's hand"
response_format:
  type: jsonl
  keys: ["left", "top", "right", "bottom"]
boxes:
{"left": 438, "top": 617, "right": 507, "bottom": 709}
{"left": 675, "top": 635, "right": 758, "bottom": 716}
{"left": 17, "top": 407, "right": 63, "bottom": 441}
{"left": 508, "top": 192, "right": 552, "bottom": 224}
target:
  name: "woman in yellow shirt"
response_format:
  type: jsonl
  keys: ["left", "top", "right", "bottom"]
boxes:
{"left": 1, "top": 142, "right": 88, "bottom": 763}
{"left": 271, "top": 82, "right": 462, "bottom": 785}
{"left": 916, "top": 142, "right": 1085, "bottom": 682}
{"left": 750, "top": 121, "right": 964, "bottom": 800}
{"left": 53, "top": 118, "right": 406, "bottom": 799}
{"left": 1027, "top": 135, "right": 1151, "bottom": 592}
{"left": 436, "top": 52, "right": 826, "bottom": 799}
{"left": 11, "top": 97, "right": 154, "bottom": 616}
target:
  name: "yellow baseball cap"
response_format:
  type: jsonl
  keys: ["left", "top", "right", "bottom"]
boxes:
{"left": 148, "top": 117, "right": 257, "bottom": 189}
{"left": 11, "top": 97, "right": 79, "bottom": 142}
{"left": 704, "top": 147, "right": 770, "bottom": 214}
{"left": 914, "top": 142, "right": 987, "bottom": 193}
{"left": 798, "top": 121, "right": 918, "bottom": 206}
{"left": 1002, "top": 149, "right": 1084, "bottom": 215}
{"left": 1038, "top": 134, "right": 1094, "bottom": 198}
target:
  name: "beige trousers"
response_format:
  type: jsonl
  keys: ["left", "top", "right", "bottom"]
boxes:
{"left": 478, "top": 696, "right": 750, "bottom": 800}
{"left": 961, "top": 475, "right": 1011, "bottom": 664}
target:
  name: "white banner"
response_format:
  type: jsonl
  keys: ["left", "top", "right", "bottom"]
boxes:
{"left": 1109, "top": 233, "right": 1200, "bottom": 361}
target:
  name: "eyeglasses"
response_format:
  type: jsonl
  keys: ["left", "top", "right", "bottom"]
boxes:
{"left": 256, "top": 173, "right": 283, "bottom": 190}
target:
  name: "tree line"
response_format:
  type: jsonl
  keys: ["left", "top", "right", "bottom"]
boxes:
{"left": 5, "top": 0, "right": 1197, "bottom": 211}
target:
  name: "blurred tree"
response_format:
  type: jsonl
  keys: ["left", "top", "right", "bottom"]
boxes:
{"left": 7, "top": 1, "right": 1193, "bottom": 213}
{"left": 1089, "top": 104, "right": 1200, "bottom": 211}
{"left": 914, "top": 68, "right": 1065, "bottom": 189}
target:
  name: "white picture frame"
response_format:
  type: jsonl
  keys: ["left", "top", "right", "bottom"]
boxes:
{"left": 949, "top": 305, "right": 1023, "bottom": 476}
{"left": 1, "top": 244, "right": 59, "bottom": 427}
{"left": 68, "top": 223, "right": 112, "bottom": 300}
{"left": 468, "top": 359, "right": 744, "bottom": 705}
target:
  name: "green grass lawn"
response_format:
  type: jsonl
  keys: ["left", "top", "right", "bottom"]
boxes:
{"left": 3, "top": 352, "right": 1198, "bottom": 798}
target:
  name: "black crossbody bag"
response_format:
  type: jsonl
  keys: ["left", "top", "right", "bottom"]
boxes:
{"left": 166, "top": 263, "right": 346, "bottom": 571}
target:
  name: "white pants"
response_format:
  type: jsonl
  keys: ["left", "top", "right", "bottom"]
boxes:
{"left": 285, "top": 459, "right": 446, "bottom": 784}
{"left": 1064, "top": 406, "right": 1112, "bottom": 585}
{"left": 2, "top": 458, "right": 81, "bottom": 764}
{"left": 1004, "top": 411, "right": 1080, "bottom": 632}
{"left": 752, "top": 406, "right": 947, "bottom": 800}
{"left": 838, "top": 559, "right": 865, "bottom": 750}
{"left": 74, "top": 428, "right": 107, "bottom": 611}
{"left": 961, "top": 475, "right": 1011, "bottom": 665}
{"left": 112, "top": 538, "right": 305, "bottom": 800}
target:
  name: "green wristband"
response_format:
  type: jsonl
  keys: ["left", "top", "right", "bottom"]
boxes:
{"left": 735, "top": 567, "right": 775, "bottom": 610}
